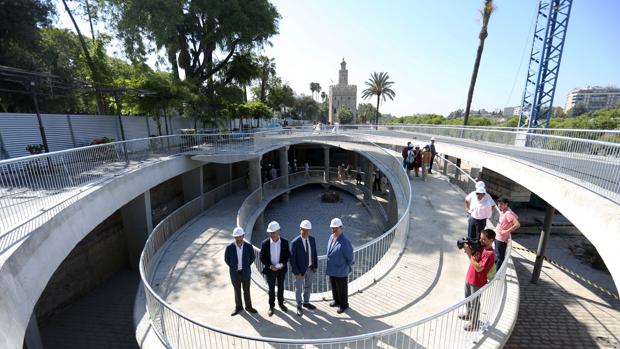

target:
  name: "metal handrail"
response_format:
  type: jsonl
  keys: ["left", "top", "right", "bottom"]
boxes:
{"left": 139, "top": 145, "right": 511, "bottom": 348}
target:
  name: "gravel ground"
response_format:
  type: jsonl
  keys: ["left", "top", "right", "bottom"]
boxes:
{"left": 513, "top": 233, "right": 618, "bottom": 295}
{"left": 252, "top": 184, "right": 384, "bottom": 249}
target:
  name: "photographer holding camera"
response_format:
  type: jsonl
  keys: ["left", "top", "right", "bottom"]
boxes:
{"left": 459, "top": 228, "right": 495, "bottom": 331}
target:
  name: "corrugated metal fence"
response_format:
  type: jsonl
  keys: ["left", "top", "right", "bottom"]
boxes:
{"left": 0, "top": 113, "right": 199, "bottom": 159}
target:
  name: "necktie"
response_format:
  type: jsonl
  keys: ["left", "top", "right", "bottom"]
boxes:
{"left": 304, "top": 239, "right": 308, "bottom": 254}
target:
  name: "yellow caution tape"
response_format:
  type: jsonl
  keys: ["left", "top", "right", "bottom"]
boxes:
{"left": 511, "top": 245, "right": 619, "bottom": 300}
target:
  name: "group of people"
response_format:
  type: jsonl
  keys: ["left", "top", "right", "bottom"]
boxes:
{"left": 224, "top": 218, "right": 354, "bottom": 317}
{"left": 460, "top": 180, "right": 521, "bottom": 331}
{"left": 401, "top": 138, "right": 437, "bottom": 179}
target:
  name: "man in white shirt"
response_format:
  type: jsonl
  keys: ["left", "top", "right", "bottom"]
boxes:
{"left": 259, "top": 221, "right": 290, "bottom": 316}
{"left": 290, "top": 220, "right": 319, "bottom": 316}
{"left": 465, "top": 183, "right": 496, "bottom": 240}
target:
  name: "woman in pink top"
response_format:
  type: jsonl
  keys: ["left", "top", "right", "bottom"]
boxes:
{"left": 495, "top": 197, "right": 521, "bottom": 269}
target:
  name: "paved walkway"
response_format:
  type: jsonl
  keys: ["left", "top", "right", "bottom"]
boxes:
{"left": 505, "top": 244, "right": 620, "bottom": 349}
{"left": 150, "top": 172, "right": 471, "bottom": 340}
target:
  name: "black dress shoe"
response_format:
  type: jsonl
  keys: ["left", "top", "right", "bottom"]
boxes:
{"left": 296, "top": 306, "right": 303, "bottom": 317}
{"left": 336, "top": 306, "right": 348, "bottom": 314}
{"left": 329, "top": 301, "right": 339, "bottom": 307}
{"left": 302, "top": 303, "right": 316, "bottom": 310}
{"left": 279, "top": 303, "right": 288, "bottom": 312}
{"left": 268, "top": 308, "right": 274, "bottom": 317}
{"left": 231, "top": 307, "right": 243, "bottom": 316}
{"left": 246, "top": 307, "right": 258, "bottom": 314}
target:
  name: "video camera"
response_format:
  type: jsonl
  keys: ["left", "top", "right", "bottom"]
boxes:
{"left": 457, "top": 237, "right": 482, "bottom": 252}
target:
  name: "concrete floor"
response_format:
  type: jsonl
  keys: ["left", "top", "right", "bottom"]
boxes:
{"left": 150, "top": 172, "right": 472, "bottom": 340}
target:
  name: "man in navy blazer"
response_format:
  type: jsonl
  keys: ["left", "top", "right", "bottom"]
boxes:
{"left": 224, "top": 227, "right": 257, "bottom": 316}
{"left": 259, "top": 221, "right": 290, "bottom": 316}
{"left": 290, "top": 219, "right": 319, "bottom": 316}
{"left": 326, "top": 217, "right": 353, "bottom": 314}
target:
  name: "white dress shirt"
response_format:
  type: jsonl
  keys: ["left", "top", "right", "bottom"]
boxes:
{"left": 302, "top": 237, "right": 312, "bottom": 267}
{"left": 270, "top": 238, "right": 281, "bottom": 267}
{"left": 236, "top": 243, "right": 243, "bottom": 271}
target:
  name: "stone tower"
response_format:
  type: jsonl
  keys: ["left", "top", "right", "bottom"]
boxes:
{"left": 328, "top": 58, "right": 357, "bottom": 124}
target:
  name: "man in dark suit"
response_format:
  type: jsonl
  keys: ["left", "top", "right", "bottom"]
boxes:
{"left": 259, "top": 221, "right": 290, "bottom": 316}
{"left": 224, "top": 227, "right": 257, "bottom": 316}
{"left": 290, "top": 219, "right": 318, "bottom": 317}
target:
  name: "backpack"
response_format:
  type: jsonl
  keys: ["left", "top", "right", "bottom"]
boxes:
{"left": 406, "top": 149, "right": 414, "bottom": 164}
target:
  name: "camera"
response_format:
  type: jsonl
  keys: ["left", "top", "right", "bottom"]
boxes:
{"left": 457, "top": 237, "right": 482, "bottom": 252}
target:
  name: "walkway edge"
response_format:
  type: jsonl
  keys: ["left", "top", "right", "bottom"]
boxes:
{"left": 474, "top": 256, "right": 520, "bottom": 349}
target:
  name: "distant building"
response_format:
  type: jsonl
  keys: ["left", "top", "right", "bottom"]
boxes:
{"left": 503, "top": 106, "right": 516, "bottom": 116}
{"left": 565, "top": 86, "right": 620, "bottom": 112}
{"left": 328, "top": 59, "right": 357, "bottom": 123}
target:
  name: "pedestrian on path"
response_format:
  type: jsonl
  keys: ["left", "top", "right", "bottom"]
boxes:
{"left": 412, "top": 145, "right": 422, "bottom": 177}
{"left": 356, "top": 166, "right": 362, "bottom": 185}
{"left": 429, "top": 137, "right": 437, "bottom": 173}
{"left": 401, "top": 141, "right": 412, "bottom": 169}
{"left": 290, "top": 220, "right": 319, "bottom": 317}
{"left": 259, "top": 221, "right": 290, "bottom": 317}
{"left": 465, "top": 183, "right": 495, "bottom": 240}
{"left": 224, "top": 227, "right": 258, "bottom": 316}
{"left": 373, "top": 170, "right": 381, "bottom": 192}
{"left": 269, "top": 165, "right": 278, "bottom": 180}
{"left": 421, "top": 145, "right": 431, "bottom": 181}
{"left": 326, "top": 218, "right": 353, "bottom": 314}
{"left": 460, "top": 229, "right": 495, "bottom": 331}
{"left": 304, "top": 162, "right": 310, "bottom": 178}
{"left": 495, "top": 197, "right": 520, "bottom": 269}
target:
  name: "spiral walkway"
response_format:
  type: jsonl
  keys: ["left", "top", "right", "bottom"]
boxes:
{"left": 148, "top": 168, "right": 472, "bottom": 340}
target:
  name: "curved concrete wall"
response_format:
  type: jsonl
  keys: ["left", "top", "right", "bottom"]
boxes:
{"left": 0, "top": 139, "right": 401, "bottom": 348}
{"left": 0, "top": 157, "right": 201, "bottom": 348}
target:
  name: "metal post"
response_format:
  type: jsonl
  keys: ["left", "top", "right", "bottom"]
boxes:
{"left": 531, "top": 203, "right": 555, "bottom": 283}
{"left": 29, "top": 80, "right": 50, "bottom": 153}
{"left": 66, "top": 113, "right": 77, "bottom": 147}
{"left": 114, "top": 92, "right": 126, "bottom": 141}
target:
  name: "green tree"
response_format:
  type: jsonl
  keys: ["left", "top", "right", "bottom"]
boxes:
{"left": 291, "top": 96, "right": 318, "bottom": 121}
{"left": 320, "top": 91, "right": 327, "bottom": 103}
{"left": 104, "top": 0, "right": 279, "bottom": 84}
{"left": 267, "top": 83, "right": 295, "bottom": 112}
{"left": 336, "top": 106, "right": 353, "bottom": 124}
{"left": 258, "top": 56, "right": 276, "bottom": 103}
{"left": 357, "top": 103, "right": 377, "bottom": 124}
{"left": 361, "top": 72, "right": 396, "bottom": 127}
{"left": 245, "top": 100, "right": 271, "bottom": 127}
{"left": 0, "top": 0, "right": 55, "bottom": 70}
{"left": 463, "top": 0, "right": 494, "bottom": 126}
{"left": 567, "top": 104, "right": 588, "bottom": 117}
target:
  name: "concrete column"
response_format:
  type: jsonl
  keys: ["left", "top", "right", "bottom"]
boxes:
{"left": 248, "top": 158, "right": 262, "bottom": 190}
{"left": 215, "top": 163, "right": 233, "bottom": 193}
{"left": 122, "top": 191, "right": 153, "bottom": 271}
{"left": 279, "top": 146, "right": 290, "bottom": 202}
{"left": 323, "top": 145, "right": 330, "bottom": 180}
{"left": 24, "top": 313, "right": 43, "bottom": 349}
{"left": 182, "top": 166, "right": 203, "bottom": 207}
{"left": 531, "top": 203, "right": 556, "bottom": 283}
{"left": 365, "top": 158, "right": 374, "bottom": 200}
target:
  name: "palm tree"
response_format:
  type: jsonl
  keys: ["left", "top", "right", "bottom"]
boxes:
{"left": 316, "top": 84, "right": 322, "bottom": 102}
{"left": 362, "top": 72, "right": 395, "bottom": 128}
{"left": 320, "top": 91, "right": 327, "bottom": 102}
{"left": 309, "top": 82, "right": 317, "bottom": 100}
{"left": 463, "top": 0, "right": 494, "bottom": 126}
{"left": 258, "top": 56, "right": 276, "bottom": 103}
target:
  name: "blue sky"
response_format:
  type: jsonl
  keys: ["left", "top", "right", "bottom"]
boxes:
{"left": 263, "top": 0, "right": 619, "bottom": 116}
{"left": 57, "top": 0, "right": 619, "bottom": 117}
